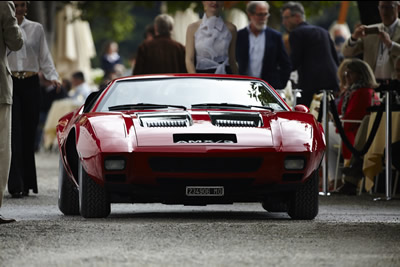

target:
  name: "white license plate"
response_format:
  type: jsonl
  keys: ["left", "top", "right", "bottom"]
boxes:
{"left": 186, "top": 186, "right": 224, "bottom": 196}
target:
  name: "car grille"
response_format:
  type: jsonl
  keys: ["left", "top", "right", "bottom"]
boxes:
{"left": 156, "top": 178, "right": 255, "bottom": 187}
{"left": 149, "top": 157, "right": 263, "bottom": 173}
{"left": 282, "top": 173, "right": 304, "bottom": 181}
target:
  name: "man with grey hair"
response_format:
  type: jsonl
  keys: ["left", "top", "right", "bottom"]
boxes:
{"left": 0, "top": 1, "right": 23, "bottom": 224}
{"left": 281, "top": 1, "right": 339, "bottom": 107}
{"left": 133, "top": 14, "right": 186, "bottom": 75}
{"left": 236, "top": 1, "right": 291, "bottom": 89}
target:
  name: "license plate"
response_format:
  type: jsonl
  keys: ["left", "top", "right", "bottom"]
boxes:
{"left": 186, "top": 186, "right": 224, "bottom": 196}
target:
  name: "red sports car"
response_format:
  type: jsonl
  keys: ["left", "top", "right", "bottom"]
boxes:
{"left": 57, "top": 74, "right": 325, "bottom": 219}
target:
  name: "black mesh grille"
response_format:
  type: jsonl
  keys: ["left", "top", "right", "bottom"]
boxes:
{"left": 156, "top": 178, "right": 255, "bottom": 187}
{"left": 105, "top": 174, "right": 126, "bottom": 182}
{"left": 282, "top": 173, "right": 303, "bottom": 181}
{"left": 149, "top": 157, "right": 263, "bottom": 173}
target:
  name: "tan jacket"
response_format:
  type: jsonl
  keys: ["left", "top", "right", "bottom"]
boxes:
{"left": 342, "top": 21, "right": 400, "bottom": 80}
{"left": 0, "top": 1, "right": 23, "bottom": 105}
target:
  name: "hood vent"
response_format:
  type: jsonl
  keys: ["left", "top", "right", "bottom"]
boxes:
{"left": 215, "top": 119, "right": 256, "bottom": 127}
{"left": 146, "top": 120, "right": 188, "bottom": 128}
{"left": 209, "top": 112, "right": 263, "bottom": 127}
{"left": 138, "top": 112, "right": 192, "bottom": 128}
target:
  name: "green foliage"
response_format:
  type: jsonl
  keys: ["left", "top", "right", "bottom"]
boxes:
{"left": 77, "top": 1, "right": 136, "bottom": 42}
{"left": 164, "top": 1, "right": 200, "bottom": 13}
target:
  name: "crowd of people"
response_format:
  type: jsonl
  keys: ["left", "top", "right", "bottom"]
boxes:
{"left": 1, "top": 1, "right": 400, "bottom": 223}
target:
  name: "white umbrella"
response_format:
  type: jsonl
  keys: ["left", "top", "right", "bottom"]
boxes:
{"left": 53, "top": 4, "right": 96, "bottom": 83}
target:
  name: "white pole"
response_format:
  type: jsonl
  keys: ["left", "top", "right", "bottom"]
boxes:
{"left": 320, "top": 90, "right": 330, "bottom": 196}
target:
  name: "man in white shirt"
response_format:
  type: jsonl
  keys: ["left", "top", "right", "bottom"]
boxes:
{"left": 342, "top": 1, "right": 400, "bottom": 81}
{"left": 236, "top": 1, "right": 291, "bottom": 89}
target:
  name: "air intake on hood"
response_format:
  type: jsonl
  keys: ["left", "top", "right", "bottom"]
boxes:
{"left": 139, "top": 112, "right": 192, "bottom": 128}
{"left": 209, "top": 112, "right": 263, "bottom": 127}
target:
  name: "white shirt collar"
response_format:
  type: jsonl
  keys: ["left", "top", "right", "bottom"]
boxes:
{"left": 20, "top": 17, "right": 28, "bottom": 27}
{"left": 247, "top": 24, "right": 267, "bottom": 36}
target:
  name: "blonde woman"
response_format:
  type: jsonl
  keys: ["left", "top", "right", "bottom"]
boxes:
{"left": 337, "top": 58, "right": 379, "bottom": 164}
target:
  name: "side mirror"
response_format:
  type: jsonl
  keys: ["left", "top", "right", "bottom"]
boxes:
{"left": 294, "top": 104, "right": 309, "bottom": 113}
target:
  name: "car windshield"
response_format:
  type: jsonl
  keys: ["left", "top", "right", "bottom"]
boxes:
{"left": 96, "top": 78, "right": 288, "bottom": 112}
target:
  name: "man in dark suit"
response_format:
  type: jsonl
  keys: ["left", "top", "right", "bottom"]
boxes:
{"left": 133, "top": 14, "right": 186, "bottom": 75}
{"left": 281, "top": 1, "right": 339, "bottom": 107}
{"left": 236, "top": 1, "right": 291, "bottom": 90}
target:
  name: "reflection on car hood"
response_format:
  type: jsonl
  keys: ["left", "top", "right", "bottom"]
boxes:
{"left": 133, "top": 111, "right": 272, "bottom": 147}
{"left": 89, "top": 110, "right": 317, "bottom": 151}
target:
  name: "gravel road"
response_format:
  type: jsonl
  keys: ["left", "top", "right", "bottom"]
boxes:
{"left": 0, "top": 151, "right": 400, "bottom": 267}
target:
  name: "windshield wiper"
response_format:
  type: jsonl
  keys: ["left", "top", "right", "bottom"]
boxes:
{"left": 109, "top": 103, "right": 187, "bottom": 111}
{"left": 191, "top": 103, "right": 273, "bottom": 111}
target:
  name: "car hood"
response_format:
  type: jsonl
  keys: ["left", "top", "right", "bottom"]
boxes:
{"left": 121, "top": 110, "right": 320, "bottom": 151}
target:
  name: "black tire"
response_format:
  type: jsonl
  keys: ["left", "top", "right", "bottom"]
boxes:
{"left": 287, "top": 170, "right": 319, "bottom": 220}
{"left": 58, "top": 154, "right": 80, "bottom": 215}
{"left": 79, "top": 161, "right": 111, "bottom": 218}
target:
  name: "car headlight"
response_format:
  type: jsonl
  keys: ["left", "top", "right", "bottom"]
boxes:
{"left": 104, "top": 157, "right": 126, "bottom": 171}
{"left": 284, "top": 157, "right": 305, "bottom": 170}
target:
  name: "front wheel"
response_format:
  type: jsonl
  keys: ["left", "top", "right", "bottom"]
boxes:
{"left": 78, "top": 161, "right": 110, "bottom": 218}
{"left": 287, "top": 170, "right": 319, "bottom": 220}
{"left": 58, "top": 154, "right": 79, "bottom": 215}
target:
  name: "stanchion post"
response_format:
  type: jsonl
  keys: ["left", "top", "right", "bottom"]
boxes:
{"left": 374, "top": 90, "right": 392, "bottom": 201}
{"left": 320, "top": 90, "right": 330, "bottom": 196}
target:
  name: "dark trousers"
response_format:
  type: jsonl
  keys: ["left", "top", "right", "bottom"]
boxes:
{"left": 296, "top": 89, "right": 314, "bottom": 108}
{"left": 8, "top": 75, "right": 40, "bottom": 194}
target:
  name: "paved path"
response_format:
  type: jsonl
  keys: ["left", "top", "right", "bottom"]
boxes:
{"left": 0, "top": 151, "right": 399, "bottom": 266}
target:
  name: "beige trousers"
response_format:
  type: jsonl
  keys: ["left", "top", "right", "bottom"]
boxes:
{"left": 0, "top": 104, "right": 11, "bottom": 208}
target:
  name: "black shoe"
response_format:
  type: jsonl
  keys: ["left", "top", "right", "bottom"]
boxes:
{"left": 22, "top": 191, "right": 29, "bottom": 197}
{"left": 342, "top": 167, "right": 363, "bottom": 177}
{"left": 342, "top": 160, "right": 363, "bottom": 177}
{"left": 0, "top": 215, "right": 16, "bottom": 224}
{"left": 333, "top": 182, "right": 357, "bottom": 195}
{"left": 11, "top": 192, "right": 23, "bottom": 198}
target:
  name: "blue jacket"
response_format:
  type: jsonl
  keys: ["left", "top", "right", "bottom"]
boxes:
{"left": 236, "top": 26, "right": 291, "bottom": 89}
